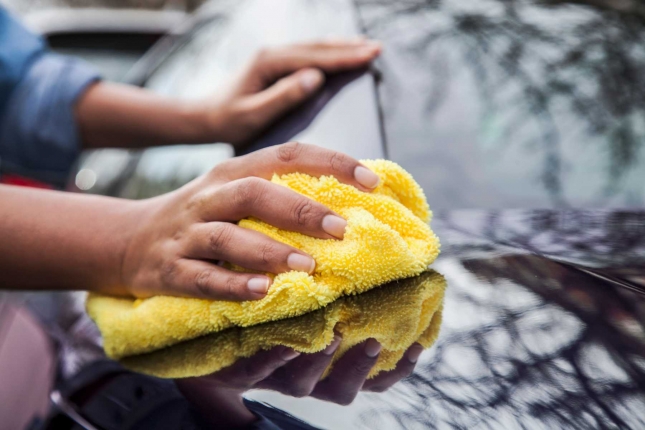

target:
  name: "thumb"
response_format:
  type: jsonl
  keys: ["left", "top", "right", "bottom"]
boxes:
{"left": 246, "top": 67, "right": 325, "bottom": 126}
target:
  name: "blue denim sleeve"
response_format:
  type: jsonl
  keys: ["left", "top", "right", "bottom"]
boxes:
{"left": 0, "top": 6, "right": 101, "bottom": 186}
{"left": 0, "top": 53, "right": 101, "bottom": 186}
{"left": 0, "top": 7, "right": 46, "bottom": 115}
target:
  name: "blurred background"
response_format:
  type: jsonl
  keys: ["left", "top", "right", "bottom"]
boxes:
{"left": 2, "top": 0, "right": 201, "bottom": 13}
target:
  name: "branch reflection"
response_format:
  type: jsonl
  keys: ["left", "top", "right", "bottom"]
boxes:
{"left": 366, "top": 253, "right": 645, "bottom": 428}
{"left": 358, "top": 0, "right": 645, "bottom": 207}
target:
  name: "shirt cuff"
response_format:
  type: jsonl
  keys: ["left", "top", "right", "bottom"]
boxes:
{"left": 0, "top": 53, "right": 100, "bottom": 187}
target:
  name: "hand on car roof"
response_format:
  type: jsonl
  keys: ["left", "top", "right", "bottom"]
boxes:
{"left": 195, "top": 38, "right": 383, "bottom": 147}
{"left": 76, "top": 39, "right": 381, "bottom": 151}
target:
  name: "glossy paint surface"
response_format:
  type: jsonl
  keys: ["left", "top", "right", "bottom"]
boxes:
{"left": 247, "top": 210, "right": 645, "bottom": 429}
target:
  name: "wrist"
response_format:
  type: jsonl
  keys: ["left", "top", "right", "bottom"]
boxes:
{"left": 115, "top": 196, "right": 168, "bottom": 297}
{"left": 182, "top": 99, "right": 255, "bottom": 148}
{"left": 179, "top": 100, "right": 224, "bottom": 144}
{"left": 87, "top": 197, "right": 151, "bottom": 297}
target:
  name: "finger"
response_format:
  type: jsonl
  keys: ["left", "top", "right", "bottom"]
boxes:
{"left": 362, "top": 343, "right": 423, "bottom": 392}
{"left": 185, "top": 222, "right": 315, "bottom": 274}
{"left": 215, "top": 142, "right": 380, "bottom": 192}
{"left": 201, "top": 177, "right": 348, "bottom": 239}
{"left": 163, "top": 258, "right": 272, "bottom": 301}
{"left": 253, "top": 40, "right": 382, "bottom": 83}
{"left": 243, "top": 67, "right": 325, "bottom": 127}
{"left": 311, "top": 338, "right": 381, "bottom": 405}
{"left": 202, "top": 346, "right": 300, "bottom": 389}
{"left": 255, "top": 334, "right": 342, "bottom": 397}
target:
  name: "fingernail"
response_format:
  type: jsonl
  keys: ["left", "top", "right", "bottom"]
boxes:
{"left": 364, "top": 339, "right": 382, "bottom": 358}
{"left": 322, "top": 215, "right": 347, "bottom": 239}
{"left": 407, "top": 344, "right": 424, "bottom": 364}
{"left": 354, "top": 166, "right": 380, "bottom": 189}
{"left": 287, "top": 253, "right": 316, "bottom": 274}
{"left": 281, "top": 347, "right": 301, "bottom": 361}
{"left": 247, "top": 277, "right": 269, "bottom": 294}
{"left": 323, "top": 335, "right": 342, "bottom": 355}
{"left": 300, "top": 69, "right": 324, "bottom": 93}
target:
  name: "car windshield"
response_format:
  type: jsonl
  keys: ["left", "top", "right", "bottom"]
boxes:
{"left": 76, "top": 0, "right": 645, "bottom": 206}
{"left": 355, "top": 0, "right": 645, "bottom": 209}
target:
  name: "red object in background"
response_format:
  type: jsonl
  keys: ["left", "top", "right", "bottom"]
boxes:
{"left": 0, "top": 174, "right": 53, "bottom": 189}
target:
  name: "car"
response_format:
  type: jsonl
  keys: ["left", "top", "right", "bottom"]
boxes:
{"left": 10, "top": 0, "right": 645, "bottom": 428}
{"left": 68, "top": 0, "right": 385, "bottom": 198}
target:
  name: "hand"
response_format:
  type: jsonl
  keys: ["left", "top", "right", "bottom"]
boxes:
{"left": 76, "top": 39, "right": 380, "bottom": 151}
{"left": 198, "top": 39, "right": 382, "bottom": 146}
{"left": 121, "top": 143, "right": 381, "bottom": 300}
{"left": 176, "top": 339, "right": 424, "bottom": 428}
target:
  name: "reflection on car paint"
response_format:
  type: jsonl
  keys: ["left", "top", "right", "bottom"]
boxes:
{"left": 120, "top": 271, "right": 446, "bottom": 380}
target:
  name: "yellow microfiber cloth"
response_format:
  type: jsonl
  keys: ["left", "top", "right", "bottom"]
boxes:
{"left": 121, "top": 271, "right": 446, "bottom": 379}
{"left": 87, "top": 160, "right": 440, "bottom": 359}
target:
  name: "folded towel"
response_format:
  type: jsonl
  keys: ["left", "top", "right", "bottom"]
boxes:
{"left": 121, "top": 271, "right": 445, "bottom": 379}
{"left": 87, "top": 160, "right": 440, "bottom": 359}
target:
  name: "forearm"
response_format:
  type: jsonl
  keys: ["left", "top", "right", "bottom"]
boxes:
{"left": 75, "top": 82, "right": 213, "bottom": 150}
{"left": 0, "top": 184, "right": 143, "bottom": 294}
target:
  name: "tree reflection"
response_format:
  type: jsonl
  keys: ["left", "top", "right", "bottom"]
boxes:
{"left": 356, "top": 0, "right": 645, "bottom": 206}
{"left": 357, "top": 209, "right": 645, "bottom": 428}
{"left": 436, "top": 209, "right": 645, "bottom": 284}
{"left": 364, "top": 253, "right": 645, "bottom": 429}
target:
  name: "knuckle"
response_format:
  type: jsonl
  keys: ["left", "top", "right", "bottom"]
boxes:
{"left": 276, "top": 141, "right": 304, "bottom": 163}
{"left": 193, "top": 270, "right": 214, "bottom": 298}
{"left": 328, "top": 151, "right": 349, "bottom": 173}
{"left": 187, "top": 190, "right": 210, "bottom": 213}
{"left": 232, "top": 177, "right": 265, "bottom": 209}
{"left": 224, "top": 274, "right": 242, "bottom": 299}
{"left": 353, "top": 360, "right": 375, "bottom": 376}
{"left": 291, "top": 199, "right": 317, "bottom": 226}
{"left": 260, "top": 242, "right": 281, "bottom": 265}
{"left": 208, "top": 223, "right": 234, "bottom": 254}
{"left": 160, "top": 259, "right": 180, "bottom": 284}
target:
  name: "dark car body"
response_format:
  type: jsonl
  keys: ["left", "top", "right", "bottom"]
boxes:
{"left": 21, "top": 0, "right": 645, "bottom": 428}
{"left": 229, "top": 209, "right": 645, "bottom": 429}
